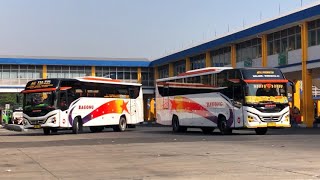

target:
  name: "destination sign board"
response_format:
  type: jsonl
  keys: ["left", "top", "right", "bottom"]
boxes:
{"left": 241, "top": 69, "right": 285, "bottom": 80}
{"left": 25, "top": 79, "right": 59, "bottom": 90}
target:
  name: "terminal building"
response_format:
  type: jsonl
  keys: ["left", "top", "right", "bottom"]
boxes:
{"left": 2, "top": 3, "right": 320, "bottom": 126}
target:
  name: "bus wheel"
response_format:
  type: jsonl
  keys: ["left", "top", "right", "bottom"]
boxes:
{"left": 201, "top": 127, "right": 215, "bottom": 134}
{"left": 172, "top": 116, "right": 187, "bottom": 133}
{"left": 218, "top": 116, "right": 232, "bottom": 135}
{"left": 90, "top": 126, "right": 104, "bottom": 133}
{"left": 255, "top": 128, "right": 268, "bottom": 135}
{"left": 113, "top": 116, "right": 127, "bottom": 132}
{"left": 51, "top": 129, "right": 58, "bottom": 133}
{"left": 72, "top": 117, "right": 82, "bottom": 134}
{"left": 43, "top": 128, "right": 51, "bottom": 135}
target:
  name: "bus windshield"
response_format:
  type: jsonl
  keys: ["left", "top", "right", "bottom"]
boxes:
{"left": 245, "top": 83, "right": 288, "bottom": 104}
{"left": 23, "top": 91, "right": 56, "bottom": 111}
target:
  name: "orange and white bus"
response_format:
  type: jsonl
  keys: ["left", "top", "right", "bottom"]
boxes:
{"left": 22, "top": 77, "right": 143, "bottom": 135}
{"left": 156, "top": 67, "right": 292, "bottom": 135}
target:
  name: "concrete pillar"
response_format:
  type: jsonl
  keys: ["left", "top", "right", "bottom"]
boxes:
{"left": 43, "top": 65, "right": 47, "bottom": 79}
{"left": 301, "top": 21, "right": 314, "bottom": 127}
{"left": 261, "top": 34, "right": 268, "bottom": 67}
{"left": 154, "top": 66, "right": 159, "bottom": 81}
{"left": 137, "top": 67, "right": 142, "bottom": 83}
{"left": 91, "top": 66, "right": 96, "bottom": 76}
{"left": 186, "top": 57, "right": 191, "bottom": 71}
{"left": 205, "top": 51, "right": 211, "bottom": 67}
{"left": 169, "top": 63, "right": 174, "bottom": 77}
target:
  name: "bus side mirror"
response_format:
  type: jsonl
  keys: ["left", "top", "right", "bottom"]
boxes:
{"left": 289, "top": 80, "right": 295, "bottom": 94}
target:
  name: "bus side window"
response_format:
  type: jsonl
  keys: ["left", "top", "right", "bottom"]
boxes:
{"left": 129, "top": 89, "right": 135, "bottom": 99}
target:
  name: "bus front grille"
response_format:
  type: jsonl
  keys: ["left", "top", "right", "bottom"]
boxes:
{"left": 260, "top": 116, "right": 280, "bottom": 122}
{"left": 29, "top": 120, "right": 45, "bottom": 125}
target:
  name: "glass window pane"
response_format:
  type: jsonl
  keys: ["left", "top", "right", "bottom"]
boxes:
{"left": 288, "top": 35, "right": 295, "bottom": 51}
{"left": 296, "top": 34, "right": 301, "bottom": 49}
{"left": 309, "top": 30, "right": 316, "bottom": 46}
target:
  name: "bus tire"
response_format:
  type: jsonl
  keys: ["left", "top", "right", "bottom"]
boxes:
{"left": 255, "top": 128, "right": 268, "bottom": 135}
{"left": 89, "top": 126, "right": 104, "bottom": 133}
{"left": 72, "top": 117, "right": 82, "bottom": 134}
{"left": 172, "top": 116, "right": 187, "bottom": 133}
{"left": 218, "top": 116, "right": 232, "bottom": 135}
{"left": 51, "top": 128, "right": 58, "bottom": 133}
{"left": 113, "top": 116, "right": 127, "bottom": 132}
{"left": 43, "top": 128, "right": 51, "bottom": 135}
{"left": 201, "top": 127, "right": 215, "bottom": 134}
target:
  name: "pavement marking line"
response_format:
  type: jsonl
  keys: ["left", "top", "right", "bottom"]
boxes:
{"left": 17, "top": 148, "right": 59, "bottom": 180}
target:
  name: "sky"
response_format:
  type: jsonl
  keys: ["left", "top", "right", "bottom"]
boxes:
{"left": 0, "top": 0, "right": 318, "bottom": 60}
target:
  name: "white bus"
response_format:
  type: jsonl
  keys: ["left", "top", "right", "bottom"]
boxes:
{"left": 22, "top": 77, "right": 144, "bottom": 135}
{"left": 156, "top": 67, "right": 292, "bottom": 135}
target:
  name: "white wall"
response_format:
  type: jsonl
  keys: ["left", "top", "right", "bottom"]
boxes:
{"left": 308, "top": 45, "right": 320, "bottom": 61}
{"left": 288, "top": 49, "right": 302, "bottom": 64}
{"left": 267, "top": 54, "right": 279, "bottom": 67}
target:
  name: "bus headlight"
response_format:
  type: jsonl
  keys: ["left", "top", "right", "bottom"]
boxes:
{"left": 248, "top": 116, "right": 254, "bottom": 122}
{"left": 46, "top": 116, "right": 57, "bottom": 124}
{"left": 284, "top": 115, "right": 289, "bottom": 122}
{"left": 51, "top": 117, "right": 56, "bottom": 123}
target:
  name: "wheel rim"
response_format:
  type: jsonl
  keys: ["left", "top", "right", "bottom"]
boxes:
{"left": 76, "top": 121, "right": 79, "bottom": 131}
{"left": 173, "top": 119, "right": 178, "bottom": 130}
{"left": 120, "top": 119, "right": 126, "bottom": 130}
{"left": 220, "top": 121, "right": 227, "bottom": 133}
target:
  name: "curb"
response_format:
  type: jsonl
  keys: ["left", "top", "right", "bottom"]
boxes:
{"left": 4, "top": 124, "right": 25, "bottom": 132}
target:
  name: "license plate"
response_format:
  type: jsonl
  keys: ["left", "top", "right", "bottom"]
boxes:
{"left": 34, "top": 125, "right": 41, "bottom": 129}
{"left": 267, "top": 122, "right": 276, "bottom": 127}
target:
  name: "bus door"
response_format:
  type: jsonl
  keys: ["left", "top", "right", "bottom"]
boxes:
{"left": 232, "top": 84, "right": 245, "bottom": 128}
{"left": 162, "top": 85, "right": 170, "bottom": 110}
{"left": 129, "top": 88, "right": 138, "bottom": 124}
{"left": 59, "top": 90, "right": 69, "bottom": 127}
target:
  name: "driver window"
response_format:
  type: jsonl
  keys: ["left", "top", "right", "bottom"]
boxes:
{"left": 60, "top": 91, "right": 68, "bottom": 111}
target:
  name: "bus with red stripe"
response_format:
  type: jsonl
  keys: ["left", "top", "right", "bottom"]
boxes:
{"left": 21, "top": 77, "right": 143, "bottom": 135}
{"left": 156, "top": 67, "right": 292, "bottom": 135}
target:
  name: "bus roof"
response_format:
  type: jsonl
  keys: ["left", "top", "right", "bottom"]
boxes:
{"left": 76, "top": 76, "right": 142, "bottom": 86}
{"left": 156, "top": 67, "right": 232, "bottom": 82}
{"left": 157, "top": 67, "right": 285, "bottom": 82}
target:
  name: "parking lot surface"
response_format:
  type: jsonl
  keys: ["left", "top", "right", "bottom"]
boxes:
{"left": 1, "top": 126, "right": 320, "bottom": 179}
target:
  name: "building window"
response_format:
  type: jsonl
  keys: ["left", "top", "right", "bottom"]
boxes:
{"left": 210, "top": 46, "right": 231, "bottom": 66}
{"left": 47, "top": 66, "right": 91, "bottom": 79}
{"left": 158, "top": 65, "right": 169, "bottom": 79}
{"left": 190, "top": 54, "right": 205, "bottom": 70}
{"left": 95, "top": 67, "right": 138, "bottom": 83}
{"left": 141, "top": 67, "right": 154, "bottom": 86}
{"left": 267, "top": 25, "right": 301, "bottom": 55}
{"left": 236, "top": 38, "right": 261, "bottom": 62}
{"left": 173, "top": 60, "right": 186, "bottom": 76}
{"left": 0, "top": 65, "right": 42, "bottom": 85}
{"left": 307, "top": 19, "right": 320, "bottom": 47}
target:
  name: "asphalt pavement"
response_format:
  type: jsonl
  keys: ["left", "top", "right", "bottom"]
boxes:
{"left": 1, "top": 126, "right": 320, "bottom": 179}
